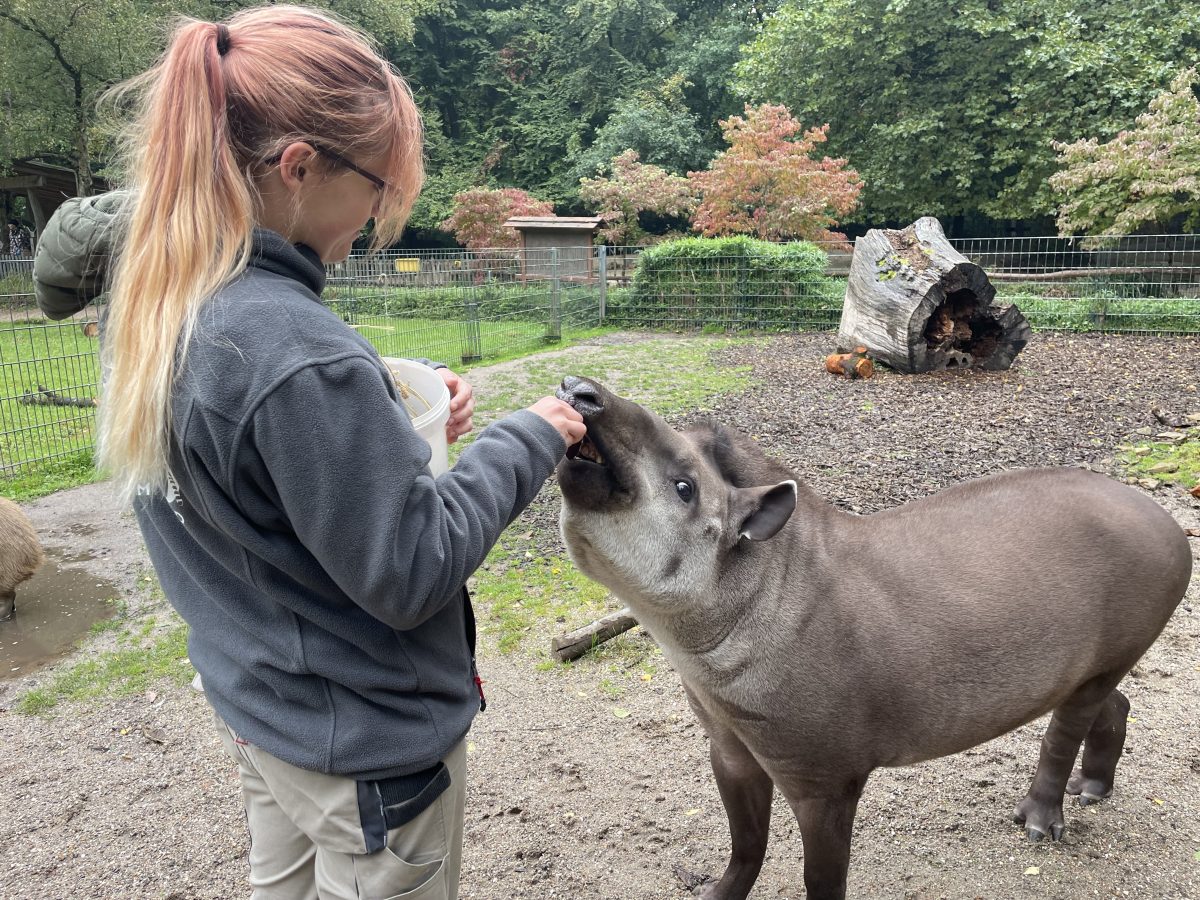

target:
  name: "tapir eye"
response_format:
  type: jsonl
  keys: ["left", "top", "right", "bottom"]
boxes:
{"left": 674, "top": 480, "right": 694, "bottom": 503}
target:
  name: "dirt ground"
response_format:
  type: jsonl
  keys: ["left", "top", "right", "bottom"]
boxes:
{"left": 1, "top": 331, "right": 1197, "bottom": 900}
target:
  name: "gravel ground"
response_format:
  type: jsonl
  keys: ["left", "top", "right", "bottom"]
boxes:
{"left": 1, "top": 331, "right": 1197, "bottom": 900}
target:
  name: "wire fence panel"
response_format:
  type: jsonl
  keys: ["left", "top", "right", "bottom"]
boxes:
{"left": 1, "top": 234, "right": 1198, "bottom": 477}
{"left": 0, "top": 259, "right": 102, "bottom": 477}
{"left": 952, "top": 234, "right": 1200, "bottom": 336}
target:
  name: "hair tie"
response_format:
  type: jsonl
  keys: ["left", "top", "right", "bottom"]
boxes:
{"left": 215, "top": 23, "right": 231, "bottom": 56}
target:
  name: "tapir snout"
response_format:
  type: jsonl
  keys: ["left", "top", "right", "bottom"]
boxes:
{"left": 556, "top": 376, "right": 1193, "bottom": 900}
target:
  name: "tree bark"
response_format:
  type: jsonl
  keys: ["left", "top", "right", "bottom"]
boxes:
{"left": 551, "top": 608, "right": 639, "bottom": 662}
{"left": 838, "top": 217, "right": 1031, "bottom": 373}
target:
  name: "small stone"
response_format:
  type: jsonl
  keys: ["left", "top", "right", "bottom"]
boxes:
{"left": 1138, "top": 479, "right": 1160, "bottom": 490}
{"left": 1133, "top": 447, "right": 1153, "bottom": 457}
{"left": 1147, "top": 462, "right": 1179, "bottom": 474}
{"left": 1135, "top": 427, "right": 1154, "bottom": 436}
{"left": 1156, "top": 431, "right": 1187, "bottom": 442}
{"left": 1186, "top": 413, "right": 1200, "bottom": 424}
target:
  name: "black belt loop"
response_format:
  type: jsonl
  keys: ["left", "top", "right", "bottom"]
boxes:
{"left": 463, "top": 586, "right": 486, "bottom": 712}
{"left": 356, "top": 780, "right": 388, "bottom": 854}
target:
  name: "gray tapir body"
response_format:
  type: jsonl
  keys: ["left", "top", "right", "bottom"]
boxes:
{"left": 554, "top": 376, "right": 1192, "bottom": 900}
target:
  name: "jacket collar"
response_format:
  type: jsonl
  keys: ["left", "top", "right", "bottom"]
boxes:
{"left": 249, "top": 228, "right": 326, "bottom": 296}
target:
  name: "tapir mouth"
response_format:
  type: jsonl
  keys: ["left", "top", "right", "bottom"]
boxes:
{"left": 565, "top": 433, "right": 606, "bottom": 466}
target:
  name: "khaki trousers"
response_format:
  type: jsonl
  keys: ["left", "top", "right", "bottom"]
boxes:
{"left": 214, "top": 713, "right": 467, "bottom": 900}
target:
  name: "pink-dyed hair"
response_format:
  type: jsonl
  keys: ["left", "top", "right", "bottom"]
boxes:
{"left": 99, "top": 5, "right": 424, "bottom": 499}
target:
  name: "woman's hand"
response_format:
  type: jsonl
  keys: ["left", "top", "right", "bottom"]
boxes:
{"left": 438, "top": 368, "right": 475, "bottom": 444}
{"left": 527, "top": 397, "right": 586, "bottom": 449}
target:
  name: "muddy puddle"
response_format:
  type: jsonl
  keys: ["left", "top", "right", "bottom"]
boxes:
{"left": 0, "top": 546, "right": 119, "bottom": 681}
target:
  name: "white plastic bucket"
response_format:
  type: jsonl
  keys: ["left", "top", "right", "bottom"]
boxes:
{"left": 382, "top": 358, "right": 451, "bottom": 476}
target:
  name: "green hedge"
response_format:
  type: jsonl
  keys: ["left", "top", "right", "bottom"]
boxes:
{"left": 325, "top": 282, "right": 598, "bottom": 323}
{"left": 609, "top": 236, "right": 843, "bottom": 330}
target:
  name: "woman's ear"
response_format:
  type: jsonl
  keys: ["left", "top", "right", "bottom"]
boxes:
{"left": 277, "top": 142, "right": 318, "bottom": 193}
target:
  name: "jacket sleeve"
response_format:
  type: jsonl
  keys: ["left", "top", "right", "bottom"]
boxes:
{"left": 242, "top": 353, "right": 566, "bottom": 629}
{"left": 33, "top": 191, "right": 129, "bottom": 320}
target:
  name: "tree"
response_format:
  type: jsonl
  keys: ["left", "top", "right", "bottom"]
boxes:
{"left": 439, "top": 186, "right": 552, "bottom": 249}
{"left": 687, "top": 104, "right": 861, "bottom": 242}
{"left": 737, "top": 0, "right": 1200, "bottom": 225}
{"left": 1051, "top": 68, "right": 1200, "bottom": 238}
{"left": 0, "top": 0, "right": 433, "bottom": 196}
{"left": 571, "top": 77, "right": 707, "bottom": 182}
{"left": 579, "top": 149, "right": 696, "bottom": 245}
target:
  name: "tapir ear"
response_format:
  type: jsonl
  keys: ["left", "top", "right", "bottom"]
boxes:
{"left": 731, "top": 480, "right": 797, "bottom": 542}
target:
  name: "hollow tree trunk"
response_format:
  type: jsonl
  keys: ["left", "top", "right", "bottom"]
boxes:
{"left": 838, "top": 217, "right": 1030, "bottom": 373}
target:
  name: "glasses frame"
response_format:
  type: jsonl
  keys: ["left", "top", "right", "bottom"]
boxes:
{"left": 312, "top": 144, "right": 389, "bottom": 193}
{"left": 264, "top": 143, "right": 389, "bottom": 193}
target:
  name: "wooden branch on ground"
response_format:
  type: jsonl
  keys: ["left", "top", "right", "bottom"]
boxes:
{"left": 989, "top": 266, "right": 1198, "bottom": 282}
{"left": 18, "top": 384, "right": 97, "bottom": 408}
{"left": 551, "top": 608, "right": 639, "bottom": 662}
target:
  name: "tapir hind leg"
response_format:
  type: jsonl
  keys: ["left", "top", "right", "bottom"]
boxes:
{"left": 1014, "top": 674, "right": 1125, "bottom": 842}
{"left": 1065, "top": 688, "right": 1130, "bottom": 804}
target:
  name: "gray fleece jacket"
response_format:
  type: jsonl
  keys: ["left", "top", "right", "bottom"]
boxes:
{"left": 38, "top": 208, "right": 566, "bottom": 778}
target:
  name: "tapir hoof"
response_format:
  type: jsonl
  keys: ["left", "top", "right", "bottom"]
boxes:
{"left": 1013, "top": 797, "right": 1066, "bottom": 843}
{"left": 1066, "top": 769, "right": 1114, "bottom": 806}
{"left": 1023, "top": 824, "right": 1065, "bottom": 842}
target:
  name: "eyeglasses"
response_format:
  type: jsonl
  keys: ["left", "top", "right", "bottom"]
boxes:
{"left": 265, "top": 143, "right": 389, "bottom": 192}
{"left": 312, "top": 144, "right": 389, "bottom": 193}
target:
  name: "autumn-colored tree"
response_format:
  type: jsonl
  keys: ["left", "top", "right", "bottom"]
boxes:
{"left": 439, "top": 187, "right": 553, "bottom": 249}
{"left": 1051, "top": 68, "right": 1200, "bottom": 239}
{"left": 688, "top": 104, "right": 862, "bottom": 242}
{"left": 579, "top": 150, "right": 696, "bottom": 245}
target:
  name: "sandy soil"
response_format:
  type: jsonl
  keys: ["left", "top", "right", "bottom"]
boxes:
{"left": 0, "top": 332, "right": 1197, "bottom": 900}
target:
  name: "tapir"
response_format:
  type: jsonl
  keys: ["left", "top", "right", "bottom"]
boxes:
{"left": 554, "top": 376, "right": 1192, "bottom": 900}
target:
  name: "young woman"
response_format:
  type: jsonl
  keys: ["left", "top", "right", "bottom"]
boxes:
{"left": 56, "top": 6, "right": 585, "bottom": 898}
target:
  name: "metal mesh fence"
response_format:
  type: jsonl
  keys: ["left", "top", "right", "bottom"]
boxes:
{"left": 1, "top": 234, "right": 1198, "bottom": 476}
{"left": 0, "top": 260, "right": 101, "bottom": 478}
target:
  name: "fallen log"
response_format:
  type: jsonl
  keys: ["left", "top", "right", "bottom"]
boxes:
{"left": 839, "top": 217, "right": 1030, "bottom": 373}
{"left": 551, "top": 608, "right": 639, "bottom": 662}
{"left": 18, "top": 384, "right": 97, "bottom": 408}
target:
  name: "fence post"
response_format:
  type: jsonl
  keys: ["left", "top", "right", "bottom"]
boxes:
{"left": 548, "top": 247, "right": 562, "bottom": 342}
{"left": 597, "top": 244, "right": 607, "bottom": 323}
{"left": 461, "top": 294, "right": 482, "bottom": 363}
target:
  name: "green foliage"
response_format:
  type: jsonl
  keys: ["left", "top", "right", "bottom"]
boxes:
{"left": 616, "top": 236, "right": 842, "bottom": 330}
{"left": 738, "top": 0, "right": 1200, "bottom": 223}
{"left": 0, "top": 0, "right": 435, "bottom": 193}
{"left": 571, "top": 77, "right": 709, "bottom": 181}
{"left": 1052, "top": 68, "right": 1200, "bottom": 239}
{"left": 389, "top": 0, "right": 774, "bottom": 210}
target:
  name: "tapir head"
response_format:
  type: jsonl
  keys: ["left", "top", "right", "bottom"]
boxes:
{"left": 556, "top": 376, "right": 798, "bottom": 606}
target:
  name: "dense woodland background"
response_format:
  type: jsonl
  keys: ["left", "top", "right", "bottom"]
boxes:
{"left": 1, "top": 0, "right": 1197, "bottom": 245}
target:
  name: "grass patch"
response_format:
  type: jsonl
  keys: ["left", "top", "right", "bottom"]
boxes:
{"left": 15, "top": 605, "right": 192, "bottom": 716}
{"left": 0, "top": 450, "right": 101, "bottom": 500}
{"left": 474, "top": 531, "right": 612, "bottom": 655}
{"left": 1120, "top": 438, "right": 1200, "bottom": 488}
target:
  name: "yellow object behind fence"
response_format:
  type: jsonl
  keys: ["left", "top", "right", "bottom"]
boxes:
{"left": 394, "top": 257, "right": 420, "bottom": 274}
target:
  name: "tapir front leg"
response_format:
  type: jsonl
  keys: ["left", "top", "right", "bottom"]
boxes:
{"left": 785, "top": 779, "right": 867, "bottom": 900}
{"left": 685, "top": 691, "right": 774, "bottom": 900}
